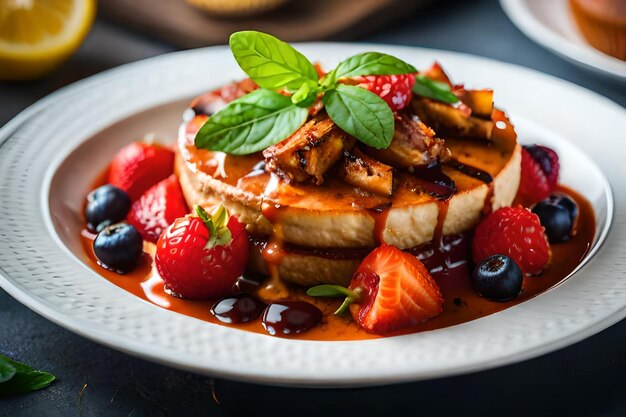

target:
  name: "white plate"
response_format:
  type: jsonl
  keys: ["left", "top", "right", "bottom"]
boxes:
{"left": 500, "top": 0, "right": 626, "bottom": 81}
{"left": 0, "top": 44, "right": 625, "bottom": 387}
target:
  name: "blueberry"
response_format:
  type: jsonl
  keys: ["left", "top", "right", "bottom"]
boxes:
{"left": 532, "top": 194, "right": 578, "bottom": 243}
{"left": 93, "top": 223, "right": 143, "bottom": 273}
{"left": 85, "top": 184, "right": 131, "bottom": 232}
{"left": 550, "top": 193, "right": 579, "bottom": 224}
{"left": 473, "top": 254, "right": 523, "bottom": 302}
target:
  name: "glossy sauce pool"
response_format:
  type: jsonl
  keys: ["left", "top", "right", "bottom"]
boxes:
{"left": 80, "top": 184, "right": 595, "bottom": 340}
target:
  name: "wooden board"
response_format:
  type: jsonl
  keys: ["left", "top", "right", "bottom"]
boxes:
{"left": 100, "top": 0, "right": 433, "bottom": 48}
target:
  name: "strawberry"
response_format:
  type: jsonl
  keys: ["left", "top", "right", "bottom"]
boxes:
{"left": 353, "top": 74, "right": 416, "bottom": 111}
{"left": 517, "top": 145, "right": 559, "bottom": 205}
{"left": 127, "top": 175, "right": 188, "bottom": 243}
{"left": 472, "top": 206, "right": 550, "bottom": 275}
{"left": 307, "top": 245, "right": 443, "bottom": 334}
{"left": 108, "top": 141, "right": 175, "bottom": 201}
{"left": 155, "top": 205, "right": 249, "bottom": 300}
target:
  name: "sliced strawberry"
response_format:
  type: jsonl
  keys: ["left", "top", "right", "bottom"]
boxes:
{"left": 108, "top": 141, "right": 175, "bottom": 201}
{"left": 127, "top": 175, "right": 188, "bottom": 243}
{"left": 308, "top": 245, "right": 443, "bottom": 334}
{"left": 517, "top": 145, "right": 559, "bottom": 205}
{"left": 472, "top": 206, "right": 550, "bottom": 275}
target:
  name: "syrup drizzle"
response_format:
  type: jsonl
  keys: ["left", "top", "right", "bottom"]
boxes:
{"left": 259, "top": 174, "right": 290, "bottom": 300}
{"left": 411, "top": 164, "right": 456, "bottom": 200}
{"left": 445, "top": 158, "right": 493, "bottom": 184}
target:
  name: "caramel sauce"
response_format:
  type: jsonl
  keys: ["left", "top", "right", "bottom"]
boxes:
{"left": 80, "top": 184, "right": 595, "bottom": 340}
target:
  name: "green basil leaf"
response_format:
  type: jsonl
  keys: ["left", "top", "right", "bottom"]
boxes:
{"left": 412, "top": 74, "right": 460, "bottom": 104}
{"left": 0, "top": 355, "right": 55, "bottom": 397}
{"left": 194, "top": 89, "right": 309, "bottom": 155}
{"left": 323, "top": 84, "right": 394, "bottom": 149}
{"left": 332, "top": 52, "right": 417, "bottom": 80}
{"left": 0, "top": 358, "right": 15, "bottom": 383}
{"left": 291, "top": 81, "right": 319, "bottom": 108}
{"left": 229, "top": 31, "right": 318, "bottom": 91}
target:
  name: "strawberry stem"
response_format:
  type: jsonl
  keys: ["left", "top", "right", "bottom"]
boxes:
{"left": 306, "top": 284, "right": 361, "bottom": 315}
{"left": 195, "top": 205, "right": 233, "bottom": 248}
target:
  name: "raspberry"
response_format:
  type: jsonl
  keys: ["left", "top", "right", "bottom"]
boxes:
{"left": 355, "top": 74, "right": 416, "bottom": 111}
{"left": 517, "top": 145, "right": 559, "bottom": 205}
{"left": 472, "top": 206, "right": 550, "bottom": 275}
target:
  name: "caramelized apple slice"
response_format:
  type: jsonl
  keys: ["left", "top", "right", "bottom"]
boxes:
{"left": 411, "top": 97, "right": 494, "bottom": 140}
{"left": 455, "top": 88, "right": 494, "bottom": 119}
{"left": 365, "top": 112, "right": 451, "bottom": 168}
{"left": 420, "top": 62, "right": 453, "bottom": 86}
{"left": 263, "top": 116, "right": 355, "bottom": 184}
{"left": 340, "top": 148, "right": 393, "bottom": 197}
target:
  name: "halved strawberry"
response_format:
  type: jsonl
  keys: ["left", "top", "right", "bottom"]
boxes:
{"left": 127, "top": 175, "right": 188, "bottom": 243}
{"left": 108, "top": 141, "right": 175, "bottom": 201}
{"left": 308, "top": 245, "right": 443, "bottom": 334}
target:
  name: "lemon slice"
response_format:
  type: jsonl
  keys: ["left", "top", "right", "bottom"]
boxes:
{"left": 0, "top": 0, "right": 96, "bottom": 81}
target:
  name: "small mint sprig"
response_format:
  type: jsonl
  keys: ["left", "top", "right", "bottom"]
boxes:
{"left": 194, "top": 31, "right": 417, "bottom": 155}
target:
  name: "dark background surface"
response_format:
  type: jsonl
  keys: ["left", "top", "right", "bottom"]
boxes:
{"left": 1, "top": 0, "right": 625, "bottom": 416}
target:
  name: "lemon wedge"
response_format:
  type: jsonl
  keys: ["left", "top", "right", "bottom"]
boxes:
{"left": 0, "top": 0, "right": 96, "bottom": 81}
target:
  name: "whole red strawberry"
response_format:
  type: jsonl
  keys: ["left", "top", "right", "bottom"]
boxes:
{"left": 472, "top": 206, "right": 550, "bottom": 275}
{"left": 155, "top": 205, "right": 249, "bottom": 300}
{"left": 308, "top": 245, "right": 443, "bottom": 334}
{"left": 127, "top": 175, "right": 188, "bottom": 243}
{"left": 108, "top": 141, "right": 175, "bottom": 201}
{"left": 517, "top": 145, "right": 559, "bottom": 205}
{"left": 354, "top": 74, "right": 416, "bottom": 111}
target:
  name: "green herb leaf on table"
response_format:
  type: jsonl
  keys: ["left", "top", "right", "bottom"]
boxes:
{"left": 332, "top": 52, "right": 417, "bottom": 81}
{"left": 412, "top": 74, "right": 460, "bottom": 104}
{"left": 323, "top": 84, "right": 394, "bottom": 149}
{"left": 194, "top": 89, "right": 309, "bottom": 155}
{"left": 0, "top": 355, "right": 55, "bottom": 397}
{"left": 229, "top": 31, "right": 318, "bottom": 91}
{"left": 0, "top": 358, "right": 16, "bottom": 383}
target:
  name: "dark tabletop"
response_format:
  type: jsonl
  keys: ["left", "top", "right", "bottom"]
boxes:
{"left": 1, "top": 0, "right": 625, "bottom": 416}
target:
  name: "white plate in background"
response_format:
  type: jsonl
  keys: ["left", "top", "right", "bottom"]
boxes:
{"left": 500, "top": 0, "right": 626, "bottom": 81}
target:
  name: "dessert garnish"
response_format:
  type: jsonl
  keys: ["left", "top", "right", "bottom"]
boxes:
{"left": 127, "top": 174, "right": 188, "bottom": 243}
{"left": 518, "top": 144, "right": 560, "bottom": 204}
{"left": 108, "top": 141, "right": 175, "bottom": 201}
{"left": 532, "top": 194, "right": 579, "bottom": 243}
{"left": 155, "top": 205, "right": 249, "bottom": 299}
{"left": 308, "top": 245, "right": 443, "bottom": 333}
{"left": 472, "top": 207, "right": 551, "bottom": 276}
{"left": 85, "top": 184, "right": 131, "bottom": 232}
{"left": 194, "top": 31, "right": 462, "bottom": 154}
{"left": 472, "top": 254, "right": 523, "bottom": 302}
{"left": 81, "top": 33, "right": 597, "bottom": 339}
{"left": 93, "top": 223, "right": 143, "bottom": 274}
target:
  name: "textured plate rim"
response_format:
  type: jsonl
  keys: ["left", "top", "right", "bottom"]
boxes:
{"left": 0, "top": 44, "right": 625, "bottom": 387}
